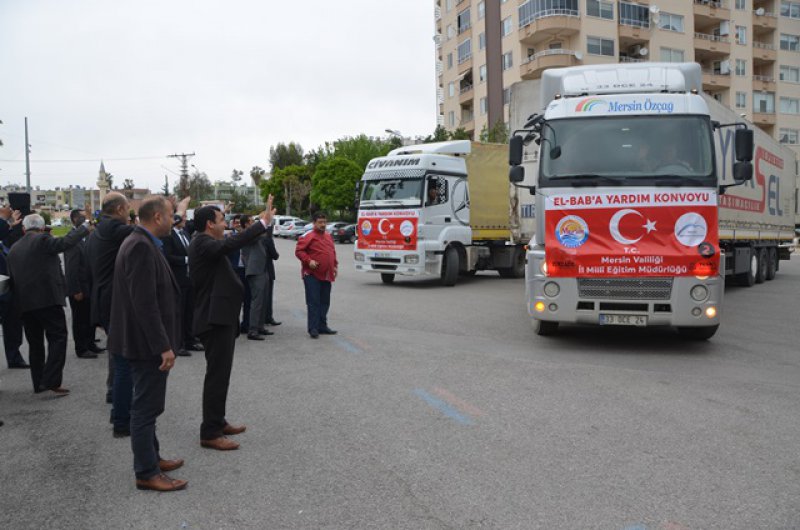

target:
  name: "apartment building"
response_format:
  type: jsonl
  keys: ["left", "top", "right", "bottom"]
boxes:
{"left": 434, "top": 0, "right": 800, "bottom": 161}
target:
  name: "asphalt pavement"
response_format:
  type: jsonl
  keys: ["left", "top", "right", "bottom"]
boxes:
{"left": 1, "top": 238, "right": 799, "bottom": 529}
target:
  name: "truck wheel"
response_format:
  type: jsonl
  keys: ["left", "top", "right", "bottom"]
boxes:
{"left": 765, "top": 248, "right": 777, "bottom": 281}
{"left": 677, "top": 325, "right": 719, "bottom": 340}
{"left": 498, "top": 248, "right": 526, "bottom": 278}
{"left": 533, "top": 319, "right": 559, "bottom": 336}
{"left": 381, "top": 273, "right": 395, "bottom": 284}
{"left": 440, "top": 246, "right": 459, "bottom": 287}
{"left": 755, "top": 248, "right": 767, "bottom": 284}
{"left": 735, "top": 250, "right": 757, "bottom": 287}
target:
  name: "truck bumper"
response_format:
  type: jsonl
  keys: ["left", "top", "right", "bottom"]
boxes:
{"left": 525, "top": 249, "right": 724, "bottom": 328}
{"left": 354, "top": 249, "right": 442, "bottom": 277}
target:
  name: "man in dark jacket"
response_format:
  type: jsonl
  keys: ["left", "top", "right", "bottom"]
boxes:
{"left": 64, "top": 209, "right": 104, "bottom": 359}
{"left": 107, "top": 196, "right": 186, "bottom": 492}
{"left": 240, "top": 218, "right": 272, "bottom": 340}
{"left": 161, "top": 214, "right": 202, "bottom": 357}
{"left": 263, "top": 227, "right": 281, "bottom": 327}
{"left": 226, "top": 215, "right": 251, "bottom": 333}
{"left": 189, "top": 196, "right": 274, "bottom": 451}
{"left": 0, "top": 207, "right": 28, "bottom": 369}
{"left": 7, "top": 213, "right": 89, "bottom": 395}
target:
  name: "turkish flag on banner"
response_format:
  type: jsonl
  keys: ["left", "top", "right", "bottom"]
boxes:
{"left": 544, "top": 188, "right": 719, "bottom": 277}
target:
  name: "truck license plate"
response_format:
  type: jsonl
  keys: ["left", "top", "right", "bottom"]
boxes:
{"left": 599, "top": 314, "right": 648, "bottom": 326}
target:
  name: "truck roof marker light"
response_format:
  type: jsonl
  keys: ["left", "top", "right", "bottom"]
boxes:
{"left": 534, "top": 301, "right": 546, "bottom": 313}
{"left": 705, "top": 307, "right": 717, "bottom": 319}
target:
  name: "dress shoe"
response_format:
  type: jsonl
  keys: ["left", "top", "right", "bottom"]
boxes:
{"left": 247, "top": 332, "right": 265, "bottom": 341}
{"left": 113, "top": 427, "right": 131, "bottom": 438}
{"left": 88, "top": 344, "right": 106, "bottom": 354}
{"left": 256, "top": 328, "right": 274, "bottom": 336}
{"left": 187, "top": 342, "right": 204, "bottom": 352}
{"left": 159, "top": 458, "right": 184, "bottom": 472}
{"left": 309, "top": 330, "right": 319, "bottom": 339}
{"left": 176, "top": 349, "right": 191, "bottom": 357}
{"left": 76, "top": 351, "right": 98, "bottom": 359}
{"left": 8, "top": 362, "right": 30, "bottom": 369}
{"left": 319, "top": 328, "right": 338, "bottom": 335}
{"left": 40, "top": 387, "right": 69, "bottom": 398}
{"left": 135, "top": 473, "right": 188, "bottom": 492}
{"left": 200, "top": 436, "right": 239, "bottom": 451}
{"left": 222, "top": 423, "right": 246, "bottom": 435}
{"left": 267, "top": 319, "right": 282, "bottom": 326}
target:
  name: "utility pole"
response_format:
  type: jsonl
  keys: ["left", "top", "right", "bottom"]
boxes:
{"left": 25, "top": 117, "right": 31, "bottom": 192}
{"left": 167, "top": 152, "right": 195, "bottom": 179}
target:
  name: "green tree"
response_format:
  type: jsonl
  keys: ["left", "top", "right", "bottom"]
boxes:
{"left": 105, "top": 172, "right": 115, "bottom": 189}
{"left": 329, "top": 134, "right": 396, "bottom": 170}
{"left": 479, "top": 119, "right": 510, "bottom": 144}
{"left": 269, "top": 142, "right": 305, "bottom": 172}
{"left": 448, "top": 127, "right": 471, "bottom": 140}
{"left": 161, "top": 175, "right": 170, "bottom": 196}
{"left": 229, "top": 187, "right": 253, "bottom": 212}
{"left": 230, "top": 168, "right": 243, "bottom": 182}
{"left": 423, "top": 124, "right": 450, "bottom": 143}
{"left": 187, "top": 169, "right": 213, "bottom": 205}
{"left": 122, "top": 178, "right": 135, "bottom": 190}
{"left": 310, "top": 157, "right": 362, "bottom": 218}
{"left": 261, "top": 164, "right": 311, "bottom": 216}
{"left": 39, "top": 210, "right": 52, "bottom": 225}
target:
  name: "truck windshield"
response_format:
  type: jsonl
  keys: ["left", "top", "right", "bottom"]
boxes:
{"left": 540, "top": 115, "right": 715, "bottom": 187}
{"left": 359, "top": 178, "right": 423, "bottom": 208}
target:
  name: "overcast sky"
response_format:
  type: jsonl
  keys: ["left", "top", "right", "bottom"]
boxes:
{"left": 0, "top": 0, "right": 437, "bottom": 191}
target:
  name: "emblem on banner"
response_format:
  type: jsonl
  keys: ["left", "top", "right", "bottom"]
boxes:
{"left": 674, "top": 213, "right": 708, "bottom": 247}
{"left": 361, "top": 220, "right": 372, "bottom": 236}
{"left": 555, "top": 215, "right": 589, "bottom": 248}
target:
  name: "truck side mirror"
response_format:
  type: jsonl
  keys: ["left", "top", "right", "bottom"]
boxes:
{"left": 509, "top": 165, "right": 525, "bottom": 183}
{"left": 733, "top": 161, "right": 753, "bottom": 183}
{"left": 509, "top": 135, "right": 524, "bottom": 166}
{"left": 735, "top": 128, "right": 754, "bottom": 162}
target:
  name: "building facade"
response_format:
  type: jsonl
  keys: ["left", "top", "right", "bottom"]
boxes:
{"left": 435, "top": 0, "right": 800, "bottom": 160}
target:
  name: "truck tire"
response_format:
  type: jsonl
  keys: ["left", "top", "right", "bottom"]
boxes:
{"left": 380, "top": 273, "right": 395, "bottom": 284}
{"left": 498, "top": 248, "right": 526, "bottom": 278}
{"left": 755, "top": 248, "right": 767, "bottom": 284}
{"left": 677, "top": 325, "right": 719, "bottom": 340}
{"left": 765, "top": 247, "right": 777, "bottom": 281}
{"left": 534, "top": 319, "right": 559, "bottom": 336}
{"left": 440, "top": 246, "right": 459, "bottom": 287}
{"left": 735, "top": 249, "right": 757, "bottom": 287}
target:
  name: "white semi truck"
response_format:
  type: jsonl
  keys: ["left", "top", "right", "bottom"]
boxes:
{"left": 353, "top": 141, "right": 533, "bottom": 286}
{"left": 508, "top": 62, "right": 797, "bottom": 339}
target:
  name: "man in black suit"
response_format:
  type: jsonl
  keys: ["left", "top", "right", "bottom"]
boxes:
{"left": 7, "top": 213, "right": 89, "bottom": 395}
{"left": 189, "top": 196, "right": 274, "bottom": 451}
{"left": 226, "top": 215, "right": 251, "bottom": 333}
{"left": 161, "top": 214, "right": 202, "bottom": 357}
{"left": 0, "top": 207, "right": 28, "bottom": 369}
{"left": 263, "top": 227, "right": 281, "bottom": 327}
{"left": 108, "top": 196, "right": 186, "bottom": 492}
{"left": 64, "top": 209, "right": 104, "bottom": 359}
{"left": 240, "top": 217, "right": 272, "bottom": 340}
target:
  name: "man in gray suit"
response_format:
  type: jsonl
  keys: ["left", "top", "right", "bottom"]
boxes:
{"left": 240, "top": 218, "right": 273, "bottom": 341}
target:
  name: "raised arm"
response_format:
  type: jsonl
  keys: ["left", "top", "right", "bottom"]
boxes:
{"left": 44, "top": 224, "right": 89, "bottom": 254}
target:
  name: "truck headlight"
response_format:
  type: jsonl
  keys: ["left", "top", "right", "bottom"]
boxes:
{"left": 539, "top": 261, "right": 548, "bottom": 276}
{"left": 354, "top": 252, "right": 365, "bottom": 262}
{"left": 404, "top": 255, "right": 419, "bottom": 264}
{"left": 690, "top": 285, "right": 708, "bottom": 302}
{"left": 543, "top": 282, "right": 560, "bottom": 297}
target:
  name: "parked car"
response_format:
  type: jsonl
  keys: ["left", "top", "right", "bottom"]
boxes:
{"left": 273, "top": 216, "right": 305, "bottom": 238}
{"left": 333, "top": 224, "right": 357, "bottom": 244}
{"left": 284, "top": 220, "right": 311, "bottom": 240}
{"left": 325, "top": 222, "right": 349, "bottom": 235}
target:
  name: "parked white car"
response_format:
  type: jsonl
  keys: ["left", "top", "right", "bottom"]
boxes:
{"left": 273, "top": 216, "right": 305, "bottom": 238}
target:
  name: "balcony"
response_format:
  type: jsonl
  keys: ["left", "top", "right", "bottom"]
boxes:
{"left": 518, "top": 13, "right": 580, "bottom": 46}
{"left": 457, "top": 55, "right": 473, "bottom": 74}
{"left": 619, "top": 20, "right": 651, "bottom": 42}
{"left": 693, "top": 0, "right": 730, "bottom": 22}
{"left": 752, "top": 112, "right": 776, "bottom": 126}
{"left": 753, "top": 41, "right": 777, "bottom": 64}
{"left": 694, "top": 32, "right": 731, "bottom": 57}
{"left": 752, "top": 10, "right": 778, "bottom": 30}
{"left": 753, "top": 74, "right": 776, "bottom": 91}
{"left": 702, "top": 71, "right": 731, "bottom": 89}
{"left": 520, "top": 49, "right": 581, "bottom": 80}
{"left": 459, "top": 84, "right": 474, "bottom": 104}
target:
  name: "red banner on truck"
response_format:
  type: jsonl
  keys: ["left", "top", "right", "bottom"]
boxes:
{"left": 544, "top": 188, "right": 719, "bottom": 277}
{"left": 357, "top": 210, "right": 419, "bottom": 251}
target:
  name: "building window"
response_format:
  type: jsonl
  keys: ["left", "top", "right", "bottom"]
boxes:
{"left": 502, "top": 16, "right": 513, "bottom": 37}
{"left": 779, "top": 128, "right": 799, "bottom": 144}
{"left": 735, "top": 92, "right": 747, "bottom": 109}
{"left": 448, "top": 82, "right": 455, "bottom": 98}
{"left": 457, "top": 8, "right": 471, "bottom": 34}
{"left": 780, "top": 65, "right": 800, "bottom": 82}
{"left": 447, "top": 53, "right": 453, "bottom": 69}
{"left": 660, "top": 47, "right": 684, "bottom": 62}
{"left": 780, "top": 97, "right": 800, "bottom": 114}
{"left": 781, "top": 1, "right": 800, "bottom": 18}
{"left": 478, "top": 1, "right": 485, "bottom": 19}
{"left": 462, "top": 108, "right": 474, "bottom": 123}
{"left": 519, "top": 0, "right": 579, "bottom": 27}
{"left": 736, "top": 26, "right": 747, "bottom": 44}
{"left": 479, "top": 32, "right": 486, "bottom": 51}
{"left": 753, "top": 92, "right": 775, "bottom": 113}
{"left": 658, "top": 13, "right": 684, "bottom": 32}
{"left": 735, "top": 59, "right": 746, "bottom": 76}
{"left": 446, "top": 0, "right": 454, "bottom": 12}
{"left": 448, "top": 111, "right": 455, "bottom": 127}
{"left": 479, "top": 64, "right": 487, "bottom": 82}
{"left": 502, "top": 51, "right": 513, "bottom": 70}
{"left": 736, "top": 0, "right": 746, "bottom": 9}
{"left": 780, "top": 33, "right": 800, "bottom": 51}
{"left": 458, "top": 39, "right": 472, "bottom": 64}
{"left": 480, "top": 97, "right": 488, "bottom": 115}
{"left": 503, "top": 88, "right": 511, "bottom": 105}
{"left": 587, "top": 36, "right": 614, "bottom": 56}
{"left": 586, "top": 0, "right": 613, "bottom": 19}
{"left": 619, "top": 1, "right": 650, "bottom": 28}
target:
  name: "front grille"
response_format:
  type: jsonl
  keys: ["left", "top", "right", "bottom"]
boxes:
{"left": 578, "top": 278, "right": 673, "bottom": 300}
{"left": 370, "top": 257, "right": 401, "bottom": 264}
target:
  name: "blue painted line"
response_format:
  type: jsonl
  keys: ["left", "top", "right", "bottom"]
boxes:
{"left": 413, "top": 389, "right": 474, "bottom": 425}
{"left": 333, "top": 336, "right": 362, "bottom": 354}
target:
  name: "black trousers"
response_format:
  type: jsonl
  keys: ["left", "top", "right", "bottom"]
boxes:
{"left": 68, "top": 296, "right": 93, "bottom": 354}
{"left": 1, "top": 299, "right": 25, "bottom": 367}
{"left": 21, "top": 305, "right": 68, "bottom": 392}
{"left": 198, "top": 324, "right": 238, "bottom": 440}
{"left": 179, "top": 285, "right": 194, "bottom": 347}
{"left": 265, "top": 276, "right": 275, "bottom": 322}
{"left": 129, "top": 357, "right": 168, "bottom": 480}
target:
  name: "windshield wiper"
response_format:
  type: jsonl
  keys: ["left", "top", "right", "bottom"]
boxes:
{"left": 653, "top": 176, "right": 709, "bottom": 186}
{"left": 547, "top": 174, "right": 624, "bottom": 187}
